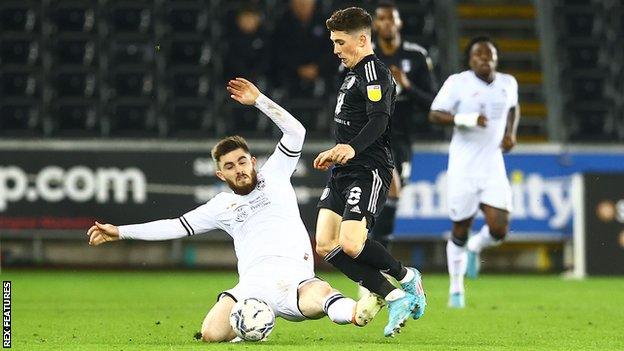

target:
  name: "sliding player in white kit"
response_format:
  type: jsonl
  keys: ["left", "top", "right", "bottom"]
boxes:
{"left": 429, "top": 37, "right": 520, "bottom": 308}
{"left": 86, "top": 78, "right": 384, "bottom": 342}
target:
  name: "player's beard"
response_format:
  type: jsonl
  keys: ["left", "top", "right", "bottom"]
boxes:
{"left": 226, "top": 169, "right": 258, "bottom": 195}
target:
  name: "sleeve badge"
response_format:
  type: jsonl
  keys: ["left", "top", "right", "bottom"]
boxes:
{"left": 366, "top": 84, "right": 382, "bottom": 102}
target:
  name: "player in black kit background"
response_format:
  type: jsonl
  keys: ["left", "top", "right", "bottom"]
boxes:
{"left": 312, "top": 7, "right": 426, "bottom": 337}
{"left": 369, "top": 1, "right": 438, "bottom": 248}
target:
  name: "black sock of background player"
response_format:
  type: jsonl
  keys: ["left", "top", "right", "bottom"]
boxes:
{"left": 370, "top": 199, "right": 397, "bottom": 249}
{"left": 355, "top": 239, "right": 408, "bottom": 281}
{"left": 325, "top": 248, "right": 396, "bottom": 297}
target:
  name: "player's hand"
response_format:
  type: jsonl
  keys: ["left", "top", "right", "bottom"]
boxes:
{"left": 227, "top": 77, "right": 260, "bottom": 105}
{"left": 87, "top": 221, "right": 120, "bottom": 246}
{"left": 314, "top": 150, "right": 334, "bottom": 171}
{"left": 329, "top": 144, "right": 355, "bottom": 165}
{"left": 501, "top": 134, "right": 516, "bottom": 152}
{"left": 390, "top": 65, "right": 411, "bottom": 90}
{"left": 477, "top": 115, "right": 488, "bottom": 127}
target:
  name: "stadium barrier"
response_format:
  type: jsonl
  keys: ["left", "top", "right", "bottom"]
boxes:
{"left": 1, "top": 141, "right": 623, "bottom": 271}
{"left": 572, "top": 173, "right": 624, "bottom": 277}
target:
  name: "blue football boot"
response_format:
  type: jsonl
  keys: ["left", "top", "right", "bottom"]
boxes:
{"left": 466, "top": 250, "right": 480, "bottom": 279}
{"left": 383, "top": 292, "right": 418, "bottom": 337}
{"left": 399, "top": 267, "right": 427, "bottom": 320}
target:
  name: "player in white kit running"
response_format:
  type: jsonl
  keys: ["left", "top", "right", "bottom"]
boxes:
{"left": 428, "top": 37, "right": 520, "bottom": 308}
{"left": 86, "top": 78, "right": 384, "bottom": 342}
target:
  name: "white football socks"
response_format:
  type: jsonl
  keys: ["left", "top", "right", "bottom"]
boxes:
{"left": 399, "top": 267, "right": 414, "bottom": 284}
{"left": 384, "top": 288, "right": 406, "bottom": 302}
{"left": 446, "top": 239, "right": 467, "bottom": 294}
{"left": 324, "top": 294, "right": 356, "bottom": 325}
{"left": 467, "top": 225, "right": 502, "bottom": 253}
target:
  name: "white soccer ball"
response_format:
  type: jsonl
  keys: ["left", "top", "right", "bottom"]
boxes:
{"left": 229, "top": 297, "right": 275, "bottom": 341}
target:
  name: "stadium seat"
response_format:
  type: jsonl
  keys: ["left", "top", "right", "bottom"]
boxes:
{"left": 569, "top": 75, "right": 605, "bottom": 100}
{"left": 560, "top": 9, "right": 599, "bottom": 38}
{"left": 168, "top": 69, "right": 209, "bottom": 98}
{"left": 166, "top": 100, "right": 212, "bottom": 136}
{"left": 0, "top": 103, "right": 40, "bottom": 134}
{"left": 567, "top": 104, "right": 617, "bottom": 141}
{"left": 106, "top": 100, "right": 161, "bottom": 136}
{"left": 52, "top": 38, "right": 96, "bottom": 66}
{"left": 164, "top": 5, "right": 207, "bottom": 33}
{"left": 53, "top": 70, "right": 97, "bottom": 97}
{"left": 0, "top": 5, "right": 37, "bottom": 32}
{"left": 50, "top": 5, "right": 95, "bottom": 33}
{"left": 108, "top": 39, "right": 155, "bottom": 66}
{"left": 166, "top": 38, "right": 210, "bottom": 67}
{"left": 0, "top": 38, "right": 39, "bottom": 65}
{"left": 109, "top": 5, "right": 152, "bottom": 34}
{"left": 112, "top": 70, "right": 153, "bottom": 97}
{"left": 51, "top": 102, "right": 99, "bottom": 136}
{"left": 561, "top": 40, "right": 600, "bottom": 67}
{"left": 1, "top": 71, "right": 39, "bottom": 97}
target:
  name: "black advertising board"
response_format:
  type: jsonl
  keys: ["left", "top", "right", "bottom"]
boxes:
{"left": 584, "top": 173, "right": 624, "bottom": 275}
{"left": 0, "top": 141, "right": 329, "bottom": 235}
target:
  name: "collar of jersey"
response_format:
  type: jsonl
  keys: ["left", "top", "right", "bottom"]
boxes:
{"left": 471, "top": 70, "right": 497, "bottom": 86}
{"left": 352, "top": 54, "right": 376, "bottom": 72}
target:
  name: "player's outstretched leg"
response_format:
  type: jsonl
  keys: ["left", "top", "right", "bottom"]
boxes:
{"left": 297, "top": 279, "right": 384, "bottom": 327}
{"left": 200, "top": 295, "right": 237, "bottom": 343}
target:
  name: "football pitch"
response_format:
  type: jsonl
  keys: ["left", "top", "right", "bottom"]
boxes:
{"left": 6, "top": 270, "right": 623, "bottom": 350}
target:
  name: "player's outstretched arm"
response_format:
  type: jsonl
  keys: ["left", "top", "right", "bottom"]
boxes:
{"left": 501, "top": 105, "right": 520, "bottom": 152}
{"left": 227, "top": 77, "right": 305, "bottom": 151}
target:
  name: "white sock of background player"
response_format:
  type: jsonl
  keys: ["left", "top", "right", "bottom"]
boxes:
{"left": 467, "top": 225, "right": 502, "bottom": 253}
{"left": 447, "top": 239, "right": 467, "bottom": 295}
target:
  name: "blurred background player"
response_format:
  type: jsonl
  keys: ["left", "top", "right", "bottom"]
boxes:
{"left": 429, "top": 36, "right": 520, "bottom": 308}
{"left": 86, "top": 78, "right": 384, "bottom": 342}
{"left": 313, "top": 7, "right": 426, "bottom": 337}
{"left": 369, "top": 0, "right": 438, "bottom": 250}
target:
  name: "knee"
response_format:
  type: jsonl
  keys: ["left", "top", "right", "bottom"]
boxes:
{"left": 489, "top": 226, "right": 508, "bottom": 241}
{"left": 315, "top": 239, "right": 339, "bottom": 258}
{"left": 200, "top": 323, "right": 230, "bottom": 343}
{"left": 201, "top": 329, "right": 222, "bottom": 343}
{"left": 339, "top": 236, "right": 363, "bottom": 258}
{"left": 488, "top": 220, "right": 509, "bottom": 241}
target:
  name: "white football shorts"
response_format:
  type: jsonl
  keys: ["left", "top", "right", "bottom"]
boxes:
{"left": 218, "top": 258, "right": 316, "bottom": 322}
{"left": 447, "top": 173, "right": 512, "bottom": 222}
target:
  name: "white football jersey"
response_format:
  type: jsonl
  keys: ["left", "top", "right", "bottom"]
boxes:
{"left": 117, "top": 93, "right": 313, "bottom": 281}
{"left": 431, "top": 70, "right": 518, "bottom": 178}
{"left": 181, "top": 144, "right": 313, "bottom": 278}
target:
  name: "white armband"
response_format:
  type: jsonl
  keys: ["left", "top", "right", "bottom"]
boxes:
{"left": 453, "top": 112, "right": 480, "bottom": 127}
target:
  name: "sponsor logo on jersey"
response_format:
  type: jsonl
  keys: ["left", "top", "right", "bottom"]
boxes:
{"left": 350, "top": 205, "right": 361, "bottom": 214}
{"left": 366, "top": 85, "right": 382, "bottom": 102}
{"left": 256, "top": 175, "right": 266, "bottom": 190}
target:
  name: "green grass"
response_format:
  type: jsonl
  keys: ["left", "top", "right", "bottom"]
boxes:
{"left": 4, "top": 270, "right": 624, "bottom": 350}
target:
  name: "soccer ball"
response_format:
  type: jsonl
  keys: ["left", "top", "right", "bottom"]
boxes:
{"left": 229, "top": 297, "right": 275, "bottom": 341}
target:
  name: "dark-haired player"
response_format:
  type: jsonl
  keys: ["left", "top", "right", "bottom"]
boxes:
{"left": 313, "top": 7, "right": 426, "bottom": 337}
{"left": 429, "top": 37, "right": 520, "bottom": 308}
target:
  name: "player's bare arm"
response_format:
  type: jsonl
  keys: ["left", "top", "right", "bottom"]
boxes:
{"left": 501, "top": 105, "right": 520, "bottom": 152}
{"left": 428, "top": 110, "right": 487, "bottom": 128}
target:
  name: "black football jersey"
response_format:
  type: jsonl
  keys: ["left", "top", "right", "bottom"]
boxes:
{"left": 375, "top": 41, "right": 437, "bottom": 142}
{"left": 333, "top": 54, "right": 395, "bottom": 171}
